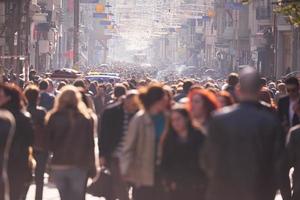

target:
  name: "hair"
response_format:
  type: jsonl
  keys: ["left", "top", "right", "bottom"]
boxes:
{"left": 218, "top": 91, "right": 234, "bottom": 106}
{"left": 239, "top": 67, "right": 261, "bottom": 94}
{"left": 114, "top": 84, "right": 127, "bottom": 99}
{"left": 73, "top": 79, "right": 86, "bottom": 89}
{"left": 46, "top": 85, "right": 90, "bottom": 122}
{"left": 188, "top": 89, "right": 220, "bottom": 119}
{"left": 39, "top": 80, "right": 49, "bottom": 90}
{"left": 285, "top": 77, "right": 299, "bottom": 87}
{"left": 57, "top": 81, "right": 67, "bottom": 91}
{"left": 138, "top": 84, "right": 165, "bottom": 110}
{"left": 227, "top": 73, "right": 239, "bottom": 86}
{"left": 182, "top": 80, "right": 193, "bottom": 93}
{"left": 277, "top": 83, "right": 286, "bottom": 92}
{"left": 24, "top": 85, "right": 40, "bottom": 106}
{"left": 0, "top": 83, "right": 25, "bottom": 111}
{"left": 162, "top": 107, "right": 194, "bottom": 145}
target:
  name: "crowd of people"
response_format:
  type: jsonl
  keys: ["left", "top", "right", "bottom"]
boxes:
{"left": 0, "top": 65, "right": 299, "bottom": 200}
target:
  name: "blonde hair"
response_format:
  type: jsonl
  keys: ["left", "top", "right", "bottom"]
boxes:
{"left": 46, "top": 85, "right": 90, "bottom": 122}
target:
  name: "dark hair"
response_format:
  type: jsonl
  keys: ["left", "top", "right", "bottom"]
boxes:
{"left": 227, "top": 73, "right": 239, "bottom": 86}
{"left": 57, "top": 81, "right": 66, "bottom": 91}
{"left": 24, "top": 85, "right": 40, "bottom": 106}
{"left": 139, "top": 85, "right": 165, "bottom": 110}
{"left": 39, "top": 80, "right": 49, "bottom": 90}
{"left": 73, "top": 79, "right": 86, "bottom": 89}
{"left": 0, "top": 83, "right": 24, "bottom": 111}
{"left": 285, "top": 77, "right": 299, "bottom": 87}
{"left": 183, "top": 80, "right": 193, "bottom": 93}
{"left": 114, "top": 84, "right": 127, "bottom": 98}
{"left": 259, "top": 77, "right": 267, "bottom": 87}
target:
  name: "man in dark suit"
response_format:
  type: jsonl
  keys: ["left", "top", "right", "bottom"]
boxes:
{"left": 98, "top": 90, "right": 139, "bottom": 200}
{"left": 278, "top": 77, "right": 300, "bottom": 131}
{"left": 0, "top": 110, "right": 15, "bottom": 200}
{"left": 203, "top": 67, "right": 290, "bottom": 200}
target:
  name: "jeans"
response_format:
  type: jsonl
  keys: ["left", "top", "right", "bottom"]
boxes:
{"left": 33, "top": 150, "right": 48, "bottom": 200}
{"left": 52, "top": 167, "right": 88, "bottom": 200}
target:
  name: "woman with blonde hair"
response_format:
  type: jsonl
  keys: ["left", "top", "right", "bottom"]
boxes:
{"left": 46, "top": 85, "right": 96, "bottom": 200}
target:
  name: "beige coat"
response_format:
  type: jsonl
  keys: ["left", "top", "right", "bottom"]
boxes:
{"left": 120, "top": 110, "right": 161, "bottom": 187}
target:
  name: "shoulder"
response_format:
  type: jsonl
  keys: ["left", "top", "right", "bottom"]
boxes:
{"left": 104, "top": 101, "right": 122, "bottom": 112}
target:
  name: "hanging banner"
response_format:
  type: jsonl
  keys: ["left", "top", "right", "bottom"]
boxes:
{"left": 93, "top": 13, "right": 108, "bottom": 18}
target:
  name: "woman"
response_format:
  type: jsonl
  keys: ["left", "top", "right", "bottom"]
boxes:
{"left": 161, "top": 107, "right": 206, "bottom": 200}
{"left": 121, "top": 84, "right": 168, "bottom": 200}
{"left": 0, "top": 83, "right": 34, "bottom": 200}
{"left": 188, "top": 89, "right": 220, "bottom": 134}
{"left": 46, "top": 85, "right": 96, "bottom": 200}
{"left": 217, "top": 91, "right": 235, "bottom": 107}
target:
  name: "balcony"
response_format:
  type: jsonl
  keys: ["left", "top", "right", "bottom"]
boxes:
{"left": 256, "top": 7, "right": 271, "bottom": 20}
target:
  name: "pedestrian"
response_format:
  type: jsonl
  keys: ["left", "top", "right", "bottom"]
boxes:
{"left": 120, "top": 84, "right": 168, "bottom": 200}
{"left": 24, "top": 85, "right": 48, "bottom": 200}
{"left": 216, "top": 91, "right": 235, "bottom": 107}
{"left": 46, "top": 85, "right": 96, "bottom": 200}
{"left": 0, "top": 83, "right": 34, "bottom": 200}
{"left": 0, "top": 110, "right": 16, "bottom": 200}
{"left": 160, "top": 106, "right": 206, "bottom": 200}
{"left": 223, "top": 73, "right": 239, "bottom": 101}
{"left": 38, "top": 79, "right": 55, "bottom": 111}
{"left": 278, "top": 77, "right": 300, "bottom": 132}
{"left": 203, "top": 67, "right": 289, "bottom": 200}
{"left": 174, "top": 80, "right": 193, "bottom": 102}
{"left": 188, "top": 89, "right": 220, "bottom": 134}
{"left": 98, "top": 90, "right": 139, "bottom": 200}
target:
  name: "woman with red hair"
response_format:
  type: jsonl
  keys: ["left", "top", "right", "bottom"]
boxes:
{"left": 188, "top": 89, "right": 220, "bottom": 134}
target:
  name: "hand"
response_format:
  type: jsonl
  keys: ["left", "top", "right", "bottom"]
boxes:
{"left": 99, "top": 157, "right": 107, "bottom": 167}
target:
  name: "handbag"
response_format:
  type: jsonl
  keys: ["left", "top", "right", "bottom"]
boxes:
{"left": 87, "top": 167, "right": 113, "bottom": 198}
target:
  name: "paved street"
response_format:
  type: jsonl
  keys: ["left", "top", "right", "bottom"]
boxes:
{"left": 25, "top": 183, "right": 283, "bottom": 200}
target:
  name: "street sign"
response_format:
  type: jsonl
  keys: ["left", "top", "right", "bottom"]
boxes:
{"left": 100, "top": 21, "right": 112, "bottom": 26}
{"left": 80, "top": 0, "right": 98, "bottom": 3}
{"left": 93, "top": 13, "right": 108, "bottom": 18}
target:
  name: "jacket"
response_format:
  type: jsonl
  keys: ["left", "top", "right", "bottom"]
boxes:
{"left": 160, "top": 128, "right": 206, "bottom": 186}
{"left": 204, "top": 101, "right": 286, "bottom": 200}
{"left": 287, "top": 125, "right": 300, "bottom": 200}
{"left": 46, "top": 109, "right": 95, "bottom": 173}
{"left": 98, "top": 102, "right": 124, "bottom": 161}
{"left": 278, "top": 96, "right": 300, "bottom": 129}
{"left": 27, "top": 105, "right": 47, "bottom": 151}
{"left": 120, "top": 110, "right": 157, "bottom": 187}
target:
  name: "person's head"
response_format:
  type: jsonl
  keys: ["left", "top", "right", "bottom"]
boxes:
{"left": 227, "top": 73, "right": 239, "bottom": 87}
{"left": 57, "top": 81, "right": 67, "bottom": 91}
{"left": 0, "top": 83, "right": 24, "bottom": 111}
{"left": 285, "top": 77, "right": 299, "bottom": 99}
{"left": 49, "top": 85, "right": 90, "bottom": 119}
{"left": 217, "top": 91, "right": 234, "bottom": 107}
{"left": 182, "top": 80, "right": 193, "bottom": 93}
{"left": 277, "top": 83, "right": 286, "bottom": 93}
{"left": 188, "top": 89, "right": 220, "bottom": 120}
{"left": 73, "top": 79, "right": 86, "bottom": 91}
{"left": 170, "top": 107, "right": 192, "bottom": 135}
{"left": 24, "top": 85, "right": 40, "bottom": 106}
{"left": 114, "top": 84, "right": 127, "bottom": 99}
{"left": 139, "top": 84, "right": 167, "bottom": 114}
{"left": 259, "top": 88, "right": 272, "bottom": 105}
{"left": 238, "top": 67, "right": 261, "bottom": 100}
{"left": 39, "top": 80, "right": 49, "bottom": 91}
{"left": 123, "top": 90, "right": 139, "bottom": 113}
{"left": 47, "top": 79, "right": 54, "bottom": 93}
{"left": 259, "top": 77, "right": 267, "bottom": 88}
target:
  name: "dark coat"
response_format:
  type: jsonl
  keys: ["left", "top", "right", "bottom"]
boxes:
{"left": 39, "top": 92, "right": 54, "bottom": 111}
{"left": 27, "top": 105, "right": 47, "bottom": 151}
{"left": 204, "top": 101, "right": 286, "bottom": 200}
{"left": 46, "top": 109, "right": 95, "bottom": 173}
{"left": 278, "top": 96, "right": 300, "bottom": 129}
{"left": 287, "top": 125, "right": 300, "bottom": 200}
{"left": 98, "top": 102, "right": 125, "bottom": 161}
{"left": 160, "top": 128, "right": 206, "bottom": 186}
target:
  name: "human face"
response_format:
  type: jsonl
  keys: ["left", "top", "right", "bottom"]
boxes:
{"left": 171, "top": 111, "right": 187, "bottom": 134}
{"left": 286, "top": 84, "right": 299, "bottom": 99}
{"left": 0, "top": 89, "right": 10, "bottom": 107}
{"left": 124, "top": 96, "right": 139, "bottom": 113}
{"left": 191, "top": 94, "right": 205, "bottom": 118}
{"left": 150, "top": 95, "right": 168, "bottom": 114}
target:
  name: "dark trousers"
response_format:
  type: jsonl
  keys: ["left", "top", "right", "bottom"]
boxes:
{"left": 33, "top": 150, "right": 48, "bottom": 200}
{"left": 168, "top": 185, "right": 205, "bottom": 200}
{"left": 110, "top": 158, "right": 129, "bottom": 200}
{"left": 8, "top": 171, "right": 31, "bottom": 200}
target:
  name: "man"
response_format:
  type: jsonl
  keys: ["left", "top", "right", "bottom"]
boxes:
{"left": 38, "top": 80, "right": 54, "bottom": 111}
{"left": 278, "top": 77, "right": 300, "bottom": 131}
{"left": 98, "top": 90, "right": 139, "bottom": 200}
{"left": 204, "top": 67, "right": 289, "bottom": 200}
{"left": 24, "top": 85, "right": 48, "bottom": 200}
{"left": 174, "top": 80, "right": 193, "bottom": 102}
{"left": 223, "top": 73, "right": 239, "bottom": 101}
{"left": 0, "top": 110, "right": 15, "bottom": 200}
